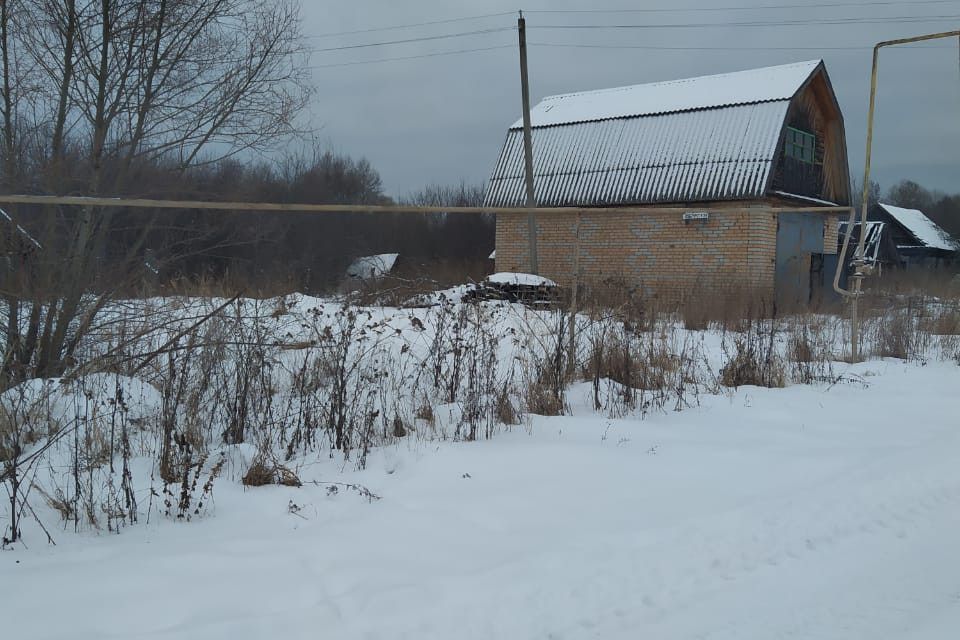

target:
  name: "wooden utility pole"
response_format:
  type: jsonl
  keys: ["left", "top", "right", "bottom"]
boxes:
{"left": 518, "top": 11, "right": 539, "bottom": 274}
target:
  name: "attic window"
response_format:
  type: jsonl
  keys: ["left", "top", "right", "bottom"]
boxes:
{"left": 784, "top": 126, "right": 817, "bottom": 164}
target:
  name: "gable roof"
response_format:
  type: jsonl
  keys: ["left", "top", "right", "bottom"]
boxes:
{"left": 487, "top": 60, "right": 826, "bottom": 207}
{"left": 877, "top": 203, "right": 958, "bottom": 252}
{"left": 511, "top": 60, "right": 822, "bottom": 129}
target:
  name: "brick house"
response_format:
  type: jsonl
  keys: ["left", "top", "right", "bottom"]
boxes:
{"left": 486, "top": 60, "right": 851, "bottom": 309}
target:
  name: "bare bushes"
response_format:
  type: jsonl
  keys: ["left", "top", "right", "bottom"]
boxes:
{"left": 583, "top": 317, "right": 714, "bottom": 417}
{"left": 679, "top": 285, "right": 772, "bottom": 332}
{"left": 921, "top": 304, "right": 960, "bottom": 337}
{"left": 859, "top": 270, "right": 959, "bottom": 363}
{"left": 7, "top": 272, "right": 957, "bottom": 546}
{"left": 346, "top": 258, "right": 490, "bottom": 308}
{"left": 161, "top": 452, "right": 226, "bottom": 521}
{"left": 1, "top": 374, "right": 158, "bottom": 544}
{"left": 523, "top": 379, "right": 566, "bottom": 417}
{"left": 242, "top": 456, "right": 301, "bottom": 488}
{"left": 785, "top": 317, "right": 838, "bottom": 384}
{"left": 720, "top": 321, "right": 786, "bottom": 389}
{"left": 518, "top": 309, "right": 570, "bottom": 417}
{"left": 866, "top": 311, "right": 922, "bottom": 360}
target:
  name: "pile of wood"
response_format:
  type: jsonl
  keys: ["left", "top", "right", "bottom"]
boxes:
{"left": 467, "top": 272, "right": 560, "bottom": 306}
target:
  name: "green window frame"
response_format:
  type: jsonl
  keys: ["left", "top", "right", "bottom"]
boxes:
{"left": 784, "top": 126, "right": 817, "bottom": 164}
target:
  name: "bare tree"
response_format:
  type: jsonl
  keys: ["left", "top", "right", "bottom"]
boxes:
{"left": 0, "top": 0, "right": 313, "bottom": 387}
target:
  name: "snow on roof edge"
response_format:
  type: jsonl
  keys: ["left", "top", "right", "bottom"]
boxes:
{"left": 877, "top": 203, "right": 958, "bottom": 252}
{"left": 510, "top": 59, "right": 822, "bottom": 129}
{"left": 345, "top": 253, "right": 399, "bottom": 280}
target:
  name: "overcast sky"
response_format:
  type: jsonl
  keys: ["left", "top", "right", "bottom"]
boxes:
{"left": 299, "top": 1, "right": 960, "bottom": 199}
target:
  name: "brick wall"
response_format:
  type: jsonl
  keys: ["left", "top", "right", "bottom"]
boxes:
{"left": 495, "top": 207, "right": 782, "bottom": 305}
{"left": 822, "top": 214, "right": 843, "bottom": 255}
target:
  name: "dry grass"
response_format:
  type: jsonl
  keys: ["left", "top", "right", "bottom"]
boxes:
{"left": 578, "top": 277, "right": 660, "bottom": 332}
{"left": 679, "top": 285, "right": 773, "bottom": 332}
{"left": 33, "top": 484, "right": 75, "bottom": 522}
{"left": 495, "top": 385, "right": 520, "bottom": 425}
{"left": 720, "top": 323, "right": 786, "bottom": 389}
{"left": 923, "top": 307, "right": 960, "bottom": 336}
{"left": 868, "top": 310, "right": 921, "bottom": 360}
{"left": 414, "top": 401, "right": 435, "bottom": 426}
{"left": 523, "top": 380, "right": 565, "bottom": 417}
{"left": 348, "top": 258, "right": 491, "bottom": 307}
{"left": 588, "top": 333, "right": 680, "bottom": 392}
{"left": 242, "top": 457, "right": 302, "bottom": 488}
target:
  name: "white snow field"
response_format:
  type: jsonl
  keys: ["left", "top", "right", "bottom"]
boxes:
{"left": 5, "top": 358, "right": 959, "bottom": 640}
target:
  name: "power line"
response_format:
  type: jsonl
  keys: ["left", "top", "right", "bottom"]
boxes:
{"left": 303, "top": 0, "right": 959, "bottom": 41}
{"left": 530, "top": 41, "right": 954, "bottom": 51}
{"left": 309, "top": 45, "right": 513, "bottom": 69}
{"left": 526, "top": 0, "right": 960, "bottom": 14}
{"left": 301, "top": 9, "right": 960, "bottom": 67}
{"left": 310, "top": 27, "right": 514, "bottom": 53}
{"left": 307, "top": 11, "right": 515, "bottom": 39}
{"left": 309, "top": 41, "right": 947, "bottom": 71}
{"left": 529, "top": 15, "right": 960, "bottom": 31}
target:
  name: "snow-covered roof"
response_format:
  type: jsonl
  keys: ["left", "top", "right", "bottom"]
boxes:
{"left": 511, "top": 60, "right": 821, "bottom": 129}
{"left": 487, "top": 60, "right": 826, "bottom": 207}
{"left": 346, "top": 253, "right": 399, "bottom": 280}
{"left": 877, "top": 203, "right": 958, "bottom": 252}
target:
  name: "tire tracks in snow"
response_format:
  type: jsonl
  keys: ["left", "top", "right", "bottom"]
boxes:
{"left": 566, "top": 429, "right": 960, "bottom": 639}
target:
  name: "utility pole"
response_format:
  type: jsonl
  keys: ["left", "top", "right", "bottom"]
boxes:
{"left": 518, "top": 11, "right": 539, "bottom": 274}
{"left": 834, "top": 28, "right": 960, "bottom": 361}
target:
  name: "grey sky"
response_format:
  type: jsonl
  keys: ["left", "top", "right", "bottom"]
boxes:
{"left": 300, "top": 1, "right": 960, "bottom": 199}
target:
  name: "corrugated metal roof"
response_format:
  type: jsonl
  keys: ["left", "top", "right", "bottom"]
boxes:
{"left": 487, "top": 60, "right": 824, "bottom": 207}
{"left": 511, "top": 60, "right": 821, "bottom": 129}
{"left": 877, "top": 203, "right": 958, "bottom": 252}
{"left": 487, "top": 101, "right": 789, "bottom": 207}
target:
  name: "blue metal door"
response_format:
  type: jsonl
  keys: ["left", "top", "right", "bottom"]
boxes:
{"left": 775, "top": 213, "right": 824, "bottom": 310}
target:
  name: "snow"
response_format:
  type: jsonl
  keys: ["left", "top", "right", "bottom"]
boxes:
{"left": 403, "top": 283, "right": 477, "bottom": 307}
{"left": 486, "top": 272, "right": 557, "bottom": 287}
{"left": 3, "top": 293, "right": 959, "bottom": 639}
{"left": 879, "top": 203, "right": 958, "bottom": 252}
{"left": 5, "top": 359, "right": 960, "bottom": 639}
{"left": 773, "top": 190, "right": 841, "bottom": 207}
{"left": 511, "top": 60, "right": 821, "bottom": 129}
{"left": 345, "top": 253, "right": 399, "bottom": 280}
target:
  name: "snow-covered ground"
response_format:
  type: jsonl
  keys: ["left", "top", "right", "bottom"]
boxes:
{"left": 6, "top": 356, "right": 959, "bottom": 639}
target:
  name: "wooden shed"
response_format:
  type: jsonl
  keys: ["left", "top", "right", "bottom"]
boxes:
{"left": 868, "top": 203, "right": 959, "bottom": 269}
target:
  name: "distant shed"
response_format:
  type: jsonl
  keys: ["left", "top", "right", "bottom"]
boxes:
{"left": 487, "top": 60, "right": 851, "bottom": 309}
{"left": 868, "top": 203, "right": 959, "bottom": 268}
{"left": 345, "top": 253, "right": 399, "bottom": 281}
